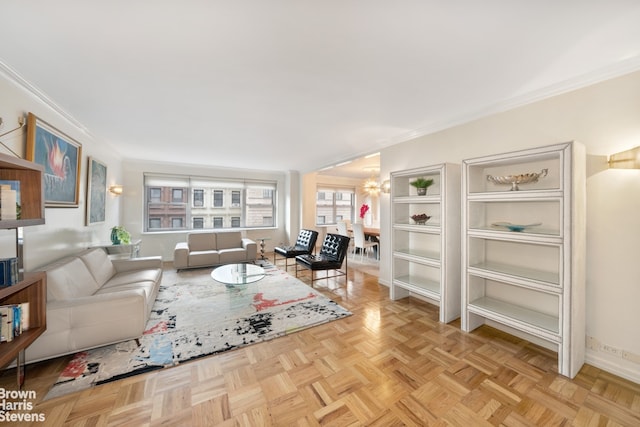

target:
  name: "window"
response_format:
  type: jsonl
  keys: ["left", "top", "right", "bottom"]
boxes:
{"left": 231, "top": 190, "right": 241, "bottom": 207}
{"left": 315, "top": 186, "right": 354, "bottom": 225}
{"left": 172, "top": 188, "right": 184, "bottom": 203}
{"left": 144, "top": 174, "right": 277, "bottom": 231}
{"left": 149, "top": 188, "right": 161, "bottom": 202}
{"left": 213, "top": 190, "right": 223, "bottom": 207}
{"left": 193, "top": 189, "right": 204, "bottom": 207}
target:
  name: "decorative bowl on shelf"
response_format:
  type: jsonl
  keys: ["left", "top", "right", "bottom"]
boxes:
{"left": 486, "top": 168, "right": 548, "bottom": 191}
{"left": 491, "top": 222, "right": 542, "bottom": 232}
{"left": 411, "top": 214, "right": 431, "bottom": 225}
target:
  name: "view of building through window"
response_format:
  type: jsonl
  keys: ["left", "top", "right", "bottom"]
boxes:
{"left": 144, "top": 174, "right": 276, "bottom": 231}
{"left": 316, "top": 186, "right": 354, "bottom": 225}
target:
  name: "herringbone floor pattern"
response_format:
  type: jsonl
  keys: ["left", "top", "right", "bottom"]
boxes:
{"left": 1, "top": 257, "right": 639, "bottom": 426}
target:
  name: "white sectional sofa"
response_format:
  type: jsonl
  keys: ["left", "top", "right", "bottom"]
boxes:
{"left": 173, "top": 231, "right": 257, "bottom": 270}
{"left": 25, "top": 248, "right": 163, "bottom": 363}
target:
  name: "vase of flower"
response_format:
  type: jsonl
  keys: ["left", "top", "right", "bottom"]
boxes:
{"left": 359, "top": 204, "right": 370, "bottom": 221}
{"left": 111, "top": 226, "right": 131, "bottom": 245}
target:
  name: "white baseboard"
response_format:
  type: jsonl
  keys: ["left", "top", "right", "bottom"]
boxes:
{"left": 586, "top": 350, "right": 640, "bottom": 384}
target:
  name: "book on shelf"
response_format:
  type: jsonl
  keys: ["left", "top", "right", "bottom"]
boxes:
{"left": 0, "top": 305, "right": 13, "bottom": 342}
{"left": 0, "top": 257, "right": 19, "bottom": 286}
{"left": 12, "top": 304, "right": 21, "bottom": 337}
{"left": 21, "top": 302, "right": 29, "bottom": 330}
{"left": 0, "top": 180, "right": 21, "bottom": 220}
{"left": 0, "top": 302, "right": 29, "bottom": 343}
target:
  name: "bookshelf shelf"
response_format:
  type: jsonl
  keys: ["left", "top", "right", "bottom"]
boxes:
{"left": 0, "top": 153, "right": 45, "bottom": 228}
{"left": 0, "top": 272, "right": 47, "bottom": 369}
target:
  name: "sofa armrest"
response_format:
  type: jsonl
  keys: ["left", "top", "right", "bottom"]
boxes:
{"left": 112, "top": 256, "right": 163, "bottom": 273}
{"left": 242, "top": 238, "right": 257, "bottom": 260}
{"left": 174, "top": 242, "right": 190, "bottom": 269}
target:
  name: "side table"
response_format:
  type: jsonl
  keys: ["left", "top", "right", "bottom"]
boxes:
{"left": 256, "top": 237, "right": 271, "bottom": 260}
{"left": 89, "top": 239, "right": 142, "bottom": 258}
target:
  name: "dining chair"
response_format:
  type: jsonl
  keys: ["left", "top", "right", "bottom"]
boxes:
{"left": 336, "top": 220, "right": 350, "bottom": 236}
{"left": 336, "top": 220, "right": 355, "bottom": 252}
{"left": 352, "top": 223, "right": 379, "bottom": 261}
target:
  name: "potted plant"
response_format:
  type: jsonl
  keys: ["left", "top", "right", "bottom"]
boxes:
{"left": 409, "top": 177, "right": 434, "bottom": 196}
{"left": 110, "top": 226, "right": 131, "bottom": 245}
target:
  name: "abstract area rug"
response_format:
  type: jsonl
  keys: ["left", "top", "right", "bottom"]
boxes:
{"left": 45, "top": 263, "right": 351, "bottom": 400}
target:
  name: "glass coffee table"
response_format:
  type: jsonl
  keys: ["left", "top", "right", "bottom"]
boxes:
{"left": 211, "top": 263, "right": 265, "bottom": 285}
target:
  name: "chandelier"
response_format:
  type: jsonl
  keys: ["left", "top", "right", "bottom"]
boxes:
{"left": 362, "top": 176, "right": 381, "bottom": 195}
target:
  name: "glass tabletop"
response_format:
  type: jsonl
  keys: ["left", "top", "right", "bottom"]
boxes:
{"left": 211, "top": 263, "right": 265, "bottom": 285}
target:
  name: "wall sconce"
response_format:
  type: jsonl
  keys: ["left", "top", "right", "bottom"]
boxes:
{"left": 109, "top": 185, "right": 123, "bottom": 196}
{"left": 609, "top": 146, "right": 640, "bottom": 169}
{"left": 381, "top": 179, "right": 391, "bottom": 194}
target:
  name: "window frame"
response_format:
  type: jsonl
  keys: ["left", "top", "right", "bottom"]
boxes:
{"left": 144, "top": 173, "right": 277, "bottom": 232}
{"left": 315, "top": 185, "right": 355, "bottom": 226}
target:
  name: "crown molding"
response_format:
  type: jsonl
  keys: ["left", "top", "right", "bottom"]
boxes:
{"left": 0, "top": 59, "right": 90, "bottom": 134}
{"left": 385, "top": 56, "right": 640, "bottom": 148}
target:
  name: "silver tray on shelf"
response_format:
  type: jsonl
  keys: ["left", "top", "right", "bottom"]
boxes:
{"left": 487, "top": 168, "right": 548, "bottom": 191}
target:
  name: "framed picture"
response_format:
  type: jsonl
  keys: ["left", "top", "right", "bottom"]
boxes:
{"left": 26, "top": 112, "right": 82, "bottom": 207}
{"left": 86, "top": 157, "right": 107, "bottom": 225}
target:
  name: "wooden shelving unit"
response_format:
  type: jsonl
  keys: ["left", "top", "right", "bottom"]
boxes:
{"left": 390, "top": 163, "right": 461, "bottom": 323}
{"left": 0, "top": 153, "right": 45, "bottom": 228}
{"left": 0, "top": 152, "right": 47, "bottom": 383}
{"left": 461, "top": 142, "right": 586, "bottom": 378}
{"left": 0, "top": 272, "right": 47, "bottom": 368}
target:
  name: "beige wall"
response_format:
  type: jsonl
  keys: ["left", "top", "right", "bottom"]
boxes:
{"left": 0, "top": 69, "right": 123, "bottom": 270}
{"left": 377, "top": 70, "right": 640, "bottom": 383}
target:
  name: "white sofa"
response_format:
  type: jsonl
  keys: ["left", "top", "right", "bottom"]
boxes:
{"left": 173, "top": 231, "right": 257, "bottom": 270}
{"left": 25, "top": 248, "right": 163, "bottom": 363}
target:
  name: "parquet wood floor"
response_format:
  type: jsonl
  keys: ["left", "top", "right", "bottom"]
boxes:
{"left": 1, "top": 256, "right": 639, "bottom": 426}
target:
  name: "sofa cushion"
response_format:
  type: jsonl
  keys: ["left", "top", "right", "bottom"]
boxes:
{"left": 189, "top": 250, "right": 220, "bottom": 267}
{"left": 217, "top": 232, "right": 242, "bottom": 250}
{"left": 95, "top": 281, "right": 158, "bottom": 314}
{"left": 188, "top": 233, "right": 217, "bottom": 251}
{"left": 219, "top": 248, "right": 247, "bottom": 264}
{"left": 103, "top": 269, "right": 163, "bottom": 288}
{"left": 46, "top": 257, "right": 101, "bottom": 301}
{"left": 79, "top": 248, "right": 117, "bottom": 287}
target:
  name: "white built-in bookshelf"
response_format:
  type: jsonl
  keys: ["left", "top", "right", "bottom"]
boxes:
{"left": 461, "top": 142, "right": 586, "bottom": 378}
{"left": 390, "top": 163, "right": 461, "bottom": 323}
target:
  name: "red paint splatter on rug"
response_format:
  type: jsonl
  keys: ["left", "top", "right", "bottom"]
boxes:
{"left": 252, "top": 292, "right": 317, "bottom": 311}
{"left": 60, "top": 352, "right": 89, "bottom": 378}
{"left": 144, "top": 321, "right": 168, "bottom": 334}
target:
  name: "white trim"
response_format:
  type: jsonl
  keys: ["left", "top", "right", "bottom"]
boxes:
{"left": 586, "top": 350, "right": 640, "bottom": 385}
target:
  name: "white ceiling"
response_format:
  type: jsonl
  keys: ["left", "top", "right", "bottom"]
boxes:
{"left": 2, "top": 1, "right": 640, "bottom": 177}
